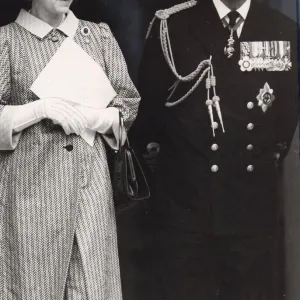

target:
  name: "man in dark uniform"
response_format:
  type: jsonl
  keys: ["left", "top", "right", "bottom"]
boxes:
{"left": 131, "top": 0, "right": 299, "bottom": 299}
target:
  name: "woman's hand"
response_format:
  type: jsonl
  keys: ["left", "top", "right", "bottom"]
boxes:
{"left": 76, "top": 106, "right": 117, "bottom": 132}
{"left": 36, "top": 98, "right": 88, "bottom": 135}
{"left": 76, "top": 106, "right": 126, "bottom": 149}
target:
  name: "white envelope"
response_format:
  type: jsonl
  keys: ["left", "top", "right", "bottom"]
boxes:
{"left": 30, "top": 38, "right": 117, "bottom": 146}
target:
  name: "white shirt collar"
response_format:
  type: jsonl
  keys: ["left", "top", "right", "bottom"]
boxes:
{"left": 15, "top": 9, "right": 79, "bottom": 39}
{"left": 212, "top": 0, "right": 251, "bottom": 20}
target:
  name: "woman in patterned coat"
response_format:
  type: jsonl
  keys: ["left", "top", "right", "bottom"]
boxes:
{"left": 0, "top": 0, "right": 140, "bottom": 299}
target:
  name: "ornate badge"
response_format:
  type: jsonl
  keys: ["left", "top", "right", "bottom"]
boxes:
{"left": 239, "top": 41, "right": 291, "bottom": 71}
{"left": 80, "top": 26, "right": 91, "bottom": 37}
{"left": 256, "top": 82, "right": 275, "bottom": 113}
{"left": 224, "top": 31, "right": 235, "bottom": 58}
{"left": 80, "top": 26, "right": 91, "bottom": 44}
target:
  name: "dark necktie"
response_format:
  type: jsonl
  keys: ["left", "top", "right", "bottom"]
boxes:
{"left": 227, "top": 11, "right": 240, "bottom": 40}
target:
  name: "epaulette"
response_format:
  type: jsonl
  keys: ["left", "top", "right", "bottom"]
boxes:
{"left": 146, "top": 0, "right": 197, "bottom": 39}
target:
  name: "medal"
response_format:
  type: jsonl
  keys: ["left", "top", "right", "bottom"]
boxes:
{"left": 223, "top": 17, "right": 244, "bottom": 58}
{"left": 224, "top": 29, "right": 235, "bottom": 58}
{"left": 256, "top": 82, "right": 275, "bottom": 112}
{"left": 239, "top": 41, "right": 292, "bottom": 71}
{"left": 81, "top": 26, "right": 91, "bottom": 44}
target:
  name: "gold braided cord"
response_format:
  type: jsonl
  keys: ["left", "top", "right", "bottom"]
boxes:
{"left": 146, "top": 1, "right": 213, "bottom": 107}
{"left": 144, "top": 0, "right": 225, "bottom": 133}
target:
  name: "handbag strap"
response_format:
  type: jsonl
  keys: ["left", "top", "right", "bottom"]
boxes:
{"left": 118, "top": 111, "right": 130, "bottom": 151}
{"left": 118, "top": 112, "right": 123, "bottom": 152}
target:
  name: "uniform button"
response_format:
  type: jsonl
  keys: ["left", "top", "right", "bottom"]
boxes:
{"left": 246, "top": 144, "right": 253, "bottom": 151}
{"left": 247, "top": 165, "right": 254, "bottom": 172}
{"left": 64, "top": 145, "right": 73, "bottom": 152}
{"left": 51, "top": 35, "right": 59, "bottom": 42}
{"left": 247, "top": 102, "right": 254, "bottom": 109}
{"left": 247, "top": 123, "right": 254, "bottom": 131}
{"left": 211, "top": 165, "right": 219, "bottom": 172}
{"left": 211, "top": 144, "right": 219, "bottom": 151}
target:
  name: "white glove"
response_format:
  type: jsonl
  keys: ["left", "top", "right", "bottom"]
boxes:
{"left": 76, "top": 106, "right": 126, "bottom": 149}
{"left": 77, "top": 106, "right": 117, "bottom": 132}
{"left": 13, "top": 98, "right": 88, "bottom": 135}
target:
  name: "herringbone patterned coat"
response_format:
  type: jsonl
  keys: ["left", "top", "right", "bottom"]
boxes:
{"left": 0, "top": 10, "right": 140, "bottom": 300}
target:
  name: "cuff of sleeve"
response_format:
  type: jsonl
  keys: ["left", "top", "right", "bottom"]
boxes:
{"left": 0, "top": 106, "right": 22, "bottom": 150}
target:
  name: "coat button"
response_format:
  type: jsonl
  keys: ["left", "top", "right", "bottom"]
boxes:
{"left": 247, "top": 165, "right": 254, "bottom": 172}
{"left": 211, "top": 144, "right": 218, "bottom": 151}
{"left": 246, "top": 144, "right": 253, "bottom": 150}
{"left": 211, "top": 165, "right": 219, "bottom": 172}
{"left": 247, "top": 102, "right": 254, "bottom": 109}
{"left": 64, "top": 145, "right": 73, "bottom": 152}
{"left": 247, "top": 123, "right": 254, "bottom": 131}
{"left": 51, "top": 35, "right": 59, "bottom": 42}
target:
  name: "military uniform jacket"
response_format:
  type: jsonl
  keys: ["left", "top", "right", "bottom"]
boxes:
{"left": 133, "top": 0, "right": 299, "bottom": 235}
{"left": 0, "top": 10, "right": 140, "bottom": 300}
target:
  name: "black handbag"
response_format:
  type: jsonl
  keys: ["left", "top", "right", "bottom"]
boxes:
{"left": 108, "top": 114, "right": 151, "bottom": 212}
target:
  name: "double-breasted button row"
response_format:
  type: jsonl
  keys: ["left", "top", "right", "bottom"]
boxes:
{"left": 211, "top": 143, "right": 254, "bottom": 152}
{"left": 210, "top": 142, "right": 219, "bottom": 172}
{"left": 209, "top": 98, "right": 257, "bottom": 173}
{"left": 210, "top": 144, "right": 255, "bottom": 173}
{"left": 246, "top": 99, "right": 256, "bottom": 170}
{"left": 211, "top": 164, "right": 254, "bottom": 172}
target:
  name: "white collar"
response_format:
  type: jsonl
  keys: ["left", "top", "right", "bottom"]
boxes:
{"left": 15, "top": 9, "right": 79, "bottom": 39}
{"left": 212, "top": 0, "right": 251, "bottom": 20}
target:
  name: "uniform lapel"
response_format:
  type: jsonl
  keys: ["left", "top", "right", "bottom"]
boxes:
{"left": 188, "top": 0, "right": 228, "bottom": 59}
{"left": 239, "top": 1, "right": 262, "bottom": 41}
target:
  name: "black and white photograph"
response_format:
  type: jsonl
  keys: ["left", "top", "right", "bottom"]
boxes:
{"left": 0, "top": 0, "right": 299, "bottom": 300}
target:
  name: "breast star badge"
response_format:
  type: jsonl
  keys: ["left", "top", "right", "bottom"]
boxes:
{"left": 256, "top": 82, "right": 275, "bottom": 113}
